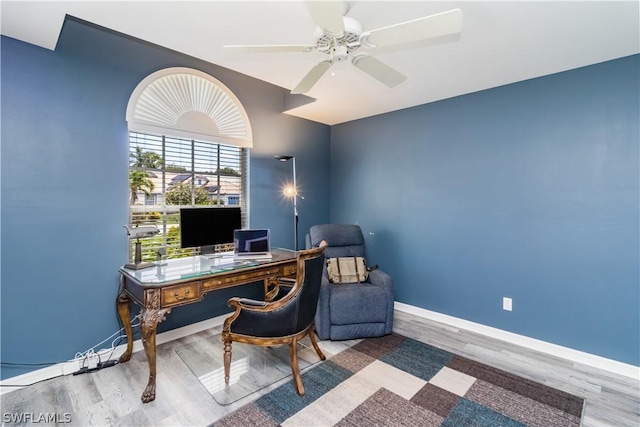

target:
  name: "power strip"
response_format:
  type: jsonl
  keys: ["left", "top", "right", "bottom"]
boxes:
{"left": 62, "top": 347, "right": 126, "bottom": 376}
{"left": 72, "top": 360, "right": 118, "bottom": 376}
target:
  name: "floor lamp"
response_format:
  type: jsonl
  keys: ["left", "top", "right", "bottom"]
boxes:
{"left": 275, "top": 155, "right": 298, "bottom": 251}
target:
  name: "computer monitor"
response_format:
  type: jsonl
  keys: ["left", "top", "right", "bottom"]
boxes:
{"left": 179, "top": 207, "right": 241, "bottom": 254}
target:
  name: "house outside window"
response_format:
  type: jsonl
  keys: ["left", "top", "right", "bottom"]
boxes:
{"left": 144, "top": 193, "right": 158, "bottom": 206}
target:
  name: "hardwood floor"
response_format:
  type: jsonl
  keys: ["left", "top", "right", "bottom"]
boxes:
{"left": 1, "top": 310, "right": 638, "bottom": 426}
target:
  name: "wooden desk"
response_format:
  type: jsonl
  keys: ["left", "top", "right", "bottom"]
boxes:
{"left": 116, "top": 248, "right": 297, "bottom": 403}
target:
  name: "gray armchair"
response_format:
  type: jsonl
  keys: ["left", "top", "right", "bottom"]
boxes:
{"left": 307, "top": 224, "right": 394, "bottom": 340}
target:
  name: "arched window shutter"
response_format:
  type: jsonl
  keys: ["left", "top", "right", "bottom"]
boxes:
{"left": 126, "top": 67, "right": 252, "bottom": 148}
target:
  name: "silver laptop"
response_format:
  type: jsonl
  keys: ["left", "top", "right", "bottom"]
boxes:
{"left": 233, "top": 229, "right": 272, "bottom": 259}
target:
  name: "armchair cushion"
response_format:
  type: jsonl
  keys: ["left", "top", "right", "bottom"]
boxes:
{"left": 329, "top": 283, "right": 389, "bottom": 325}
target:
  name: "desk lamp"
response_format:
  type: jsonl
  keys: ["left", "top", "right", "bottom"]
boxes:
{"left": 123, "top": 224, "right": 160, "bottom": 270}
{"left": 274, "top": 155, "right": 299, "bottom": 251}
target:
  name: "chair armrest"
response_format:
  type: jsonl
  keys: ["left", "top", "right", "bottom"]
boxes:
{"left": 367, "top": 268, "right": 395, "bottom": 334}
{"left": 274, "top": 277, "right": 296, "bottom": 300}
{"left": 319, "top": 274, "right": 333, "bottom": 291}
{"left": 368, "top": 269, "right": 393, "bottom": 289}
{"left": 237, "top": 298, "right": 268, "bottom": 307}
{"left": 228, "top": 297, "right": 267, "bottom": 310}
{"left": 314, "top": 275, "right": 334, "bottom": 339}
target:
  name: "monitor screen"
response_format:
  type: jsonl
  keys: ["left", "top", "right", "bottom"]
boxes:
{"left": 180, "top": 207, "right": 241, "bottom": 253}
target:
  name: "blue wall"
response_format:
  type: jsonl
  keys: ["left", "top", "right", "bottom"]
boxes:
{"left": 0, "top": 18, "right": 330, "bottom": 379}
{"left": 2, "top": 14, "right": 637, "bottom": 380}
{"left": 330, "top": 55, "right": 639, "bottom": 366}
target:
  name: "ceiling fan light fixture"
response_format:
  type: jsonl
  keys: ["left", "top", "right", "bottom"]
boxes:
{"left": 333, "top": 45, "right": 348, "bottom": 62}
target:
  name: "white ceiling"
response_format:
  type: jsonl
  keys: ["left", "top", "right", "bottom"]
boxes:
{"left": 1, "top": 1, "right": 638, "bottom": 125}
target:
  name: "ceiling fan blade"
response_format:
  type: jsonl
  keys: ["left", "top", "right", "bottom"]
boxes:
{"left": 364, "top": 8, "right": 463, "bottom": 47}
{"left": 291, "top": 61, "right": 332, "bottom": 94}
{"left": 223, "top": 44, "right": 315, "bottom": 54}
{"left": 352, "top": 55, "right": 407, "bottom": 88}
{"left": 305, "top": 0, "right": 345, "bottom": 37}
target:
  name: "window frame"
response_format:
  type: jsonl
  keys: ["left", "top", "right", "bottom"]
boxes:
{"left": 125, "top": 67, "right": 253, "bottom": 262}
{"left": 128, "top": 132, "right": 248, "bottom": 262}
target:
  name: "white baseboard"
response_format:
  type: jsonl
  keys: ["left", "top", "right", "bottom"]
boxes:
{"left": 0, "top": 313, "right": 229, "bottom": 395}
{"left": 394, "top": 302, "right": 640, "bottom": 380}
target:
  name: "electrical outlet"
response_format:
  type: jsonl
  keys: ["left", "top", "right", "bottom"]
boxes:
{"left": 503, "top": 297, "right": 513, "bottom": 311}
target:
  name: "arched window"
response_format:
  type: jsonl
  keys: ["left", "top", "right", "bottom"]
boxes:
{"left": 126, "top": 68, "right": 252, "bottom": 260}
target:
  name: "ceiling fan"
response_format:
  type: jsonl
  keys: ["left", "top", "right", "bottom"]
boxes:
{"left": 223, "top": 1, "right": 463, "bottom": 94}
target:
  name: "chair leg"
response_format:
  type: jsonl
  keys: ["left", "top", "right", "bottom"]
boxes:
{"left": 289, "top": 337, "right": 305, "bottom": 396}
{"left": 309, "top": 325, "right": 326, "bottom": 361}
{"left": 224, "top": 340, "right": 232, "bottom": 385}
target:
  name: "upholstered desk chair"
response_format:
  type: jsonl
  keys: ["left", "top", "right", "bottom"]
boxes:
{"left": 307, "top": 224, "right": 394, "bottom": 341}
{"left": 222, "top": 241, "right": 328, "bottom": 396}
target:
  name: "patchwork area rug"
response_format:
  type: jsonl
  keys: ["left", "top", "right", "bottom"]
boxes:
{"left": 214, "top": 333, "right": 584, "bottom": 427}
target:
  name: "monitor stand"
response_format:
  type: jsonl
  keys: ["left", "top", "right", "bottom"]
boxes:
{"left": 199, "top": 245, "right": 216, "bottom": 256}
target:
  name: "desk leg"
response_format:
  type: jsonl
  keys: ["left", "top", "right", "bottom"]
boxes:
{"left": 139, "top": 289, "right": 170, "bottom": 403}
{"left": 116, "top": 289, "right": 134, "bottom": 363}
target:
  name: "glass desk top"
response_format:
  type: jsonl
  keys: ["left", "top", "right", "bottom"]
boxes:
{"left": 120, "top": 248, "right": 296, "bottom": 285}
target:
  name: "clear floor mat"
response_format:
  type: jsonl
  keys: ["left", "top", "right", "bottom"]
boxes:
{"left": 175, "top": 334, "right": 327, "bottom": 405}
